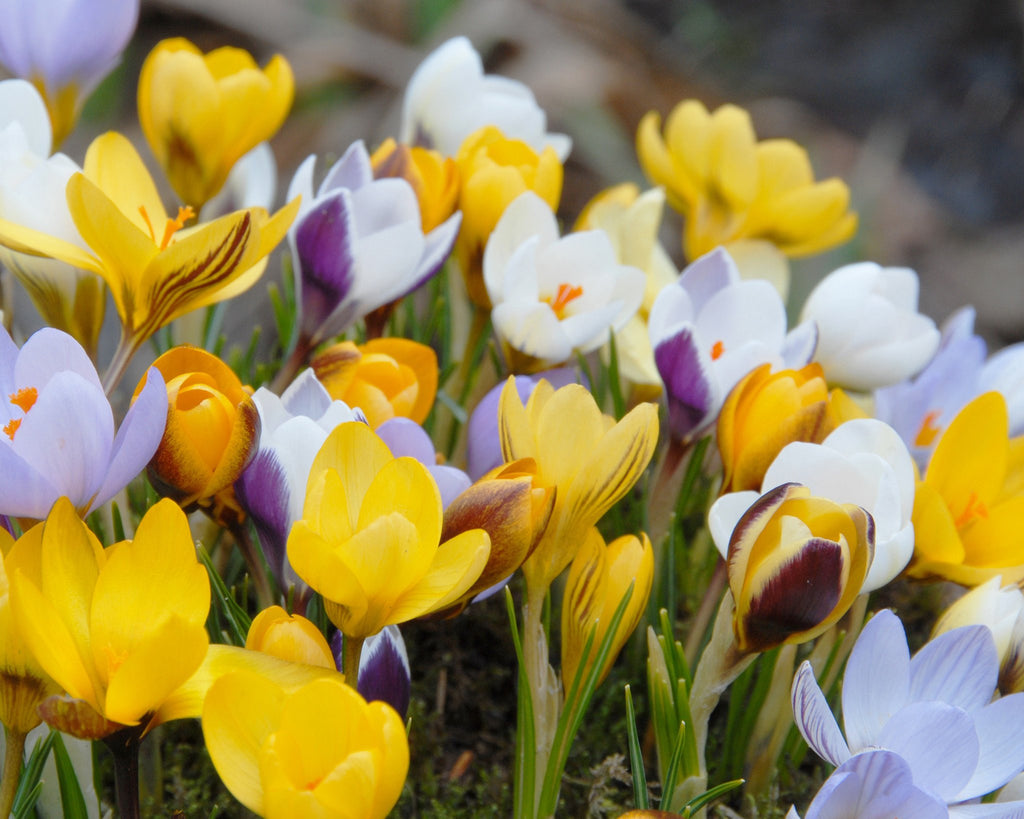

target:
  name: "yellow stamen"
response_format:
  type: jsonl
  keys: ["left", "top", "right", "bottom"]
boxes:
{"left": 9, "top": 387, "right": 37, "bottom": 413}
{"left": 3, "top": 418, "right": 21, "bottom": 440}
{"left": 545, "top": 283, "right": 584, "bottom": 320}
{"left": 711, "top": 340, "right": 725, "bottom": 361}
{"left": 955, "top": 491, "right": 989, "bottom": 529}
{"left": 914, "top": 409, "right": 942, "bottom": 448}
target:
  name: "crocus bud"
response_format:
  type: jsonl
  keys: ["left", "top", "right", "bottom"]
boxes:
{"left": 246, "top": 606, "right": 334, "bottom": 669}
{"left": 312, "top": 338, "right": 438, "bottom": 428}
{"left": 371, "top": 138, "right": 460, "bottom": 232}
{"left": 561, "top": 528, "right": 653, "bottom": 688}
{"left": 727, "top": 483, "right": 874, "bottom": 653}
{"left": 147, "top": 346, "right": 260, "bottom": 508}
{"left": 435, "top": 458, "right": 555, "bottom": 617}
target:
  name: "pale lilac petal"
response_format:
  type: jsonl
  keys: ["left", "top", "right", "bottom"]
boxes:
{"left": 0, "top": 444, "right": 60, "bottom": 519}
{"left": 791, "top": 660, "right": 851, "bottom": 767}
{"left": 377, "top": 417, "right": 436, "bottom": 464}
{"left": 15, "top": 327, "right": 101, "bottom": 390}
{"left": 678, "top": 246, "right": 739, "bottom": 313}
{"left": 280, "top": 369, "right": 333, "bottom": 419}
{"left": 409, "top": 210, "right": 461, "bottom": 293}
{"left": 0, "top": 325, "right": 19, "bottom": 396}
{"left": 909, "top": 624, "right": 997, "bottom": 712}
{"left": 782, "top": 320, "right": 818, "bottom": 368}
{"left": 842, "top": 609, "right": 911, "bottom": 751}
{"left": 320, "top": 140, "right": 373, "bottom": 195}
{"left": 951, "top": 803, "right": 1024, "bottom": 818}
{"left": 956, "top": 693, "right": 1024, "bottom": 800}
{"left": 33, "top": 0, "right": 137, "bottom": 91}
{"left": 431, "top": 465, "right": 472, "bottom": 510}
{"left": 878, "top": 701, "right": 978, "bottom": 801}
{"left": 89, "top": 366, "right": 167, "bottom": 512}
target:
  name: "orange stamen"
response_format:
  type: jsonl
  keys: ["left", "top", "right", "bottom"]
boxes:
{"left": 3, "top": 418, "right": 20, "bottom": 440}
{"left": 913, "top": 409, "right": 942, "bottom": 448}
{"left": 138, "top": 204, "right": 195, "bottom": 250}
{"left": 9, "top": 387, "right": 37, "bottom": 413}
{"left": 710, "top": 340, "right": 725, "bottom": 361}
{"left": 954, "top": 491, "right": 989, "bottom": 529}
{"left": 546, "top": 283, "right": 584, "bottom": 320}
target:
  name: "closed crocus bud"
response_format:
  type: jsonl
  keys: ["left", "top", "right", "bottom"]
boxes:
{"left": 246, "top": 606, "right": 334, "bottom": 669}
{"left": 311, "top": 337, "right": 438, "bottom": 428}
{"left": 371, "top": 138, "right": 460, "bottom": 233}
{"left": 454, "top": 125, "right": 563, "bottom": 307}
{"left": 435, "top": 458, "right": 555, "bottom": 617}
{"left": 718, "top": 363, "right": 837, "bottom": 494}
{"left": 561, "top": 528, "right": 653, "bottom": 688}
{"left": 726, "top": 483, "right": 874, "bottom": 653}
{"left": 138, "top": 38, "right": 293, "bottom": 209}
{"left": 147, "top": 346, "right": 260, "bottom": 508}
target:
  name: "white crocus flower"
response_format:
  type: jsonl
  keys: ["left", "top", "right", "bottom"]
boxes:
{"left": 483, "top": 191, "right": 644, "bottom": 371}
{"left": 801, "top": 262, "right": 940, "bottom": 391}
{"left": 400, "top": 36, "right": 571, "bottom": 160}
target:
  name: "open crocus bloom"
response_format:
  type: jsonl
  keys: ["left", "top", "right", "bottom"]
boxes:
{"left": 711, "top": 418, "right": 916, "bottom": 593}
{"left": 287, "top": 140, "right": 461, "bottom": 346}
{"left": 800, "top": 262, "right": 940, "bottom": 391}
{"left": 0, "top": 326, "right": 165, "bottom": 519}
{"left": 649, "top": 246, "right": 813, "bottom": 443}
{"left": 483, "top": 191, "right": 645, "bottom": 371}
{"left": 400, "top": 36, "right": 571, "bottom": 161}
{"left": 792, "top": 609, "right": 1024, "bottom": 807}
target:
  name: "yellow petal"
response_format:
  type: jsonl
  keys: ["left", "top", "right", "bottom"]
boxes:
{"left": 83, "top": 131, "right": 168, "bottom": 231}
{"left": 709, "top": 104, "right": 758, "bottom": 208}
{"left": 357, "top": 457, "right": 442, "bottom": 555}
{"left": 308, "top": 422, "right": 394, "bottom": 523}
{"left": 286, "top": 520, "right": 366, "bottom": 614}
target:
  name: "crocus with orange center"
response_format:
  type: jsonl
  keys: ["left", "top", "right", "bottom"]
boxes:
{"left": 909, "top": 392, "right": 1024, "bottom": 585}
{"left": 311, "top": 338, "right": 438, "bottom": 428}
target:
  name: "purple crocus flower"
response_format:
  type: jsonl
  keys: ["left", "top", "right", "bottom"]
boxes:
{"left": 234, "top": 370, "right": 364, "bottom": 594}
{"left": 286, "top": 140, "right": 461, "bottom": 346}
{"left": 793, "top": 609, "right": 1024, "bottom": 807}
{"left": 0, "top": 326, "right": 166, "bottom": 519}
{"left": 648, "top": 247, "right": 814, "bottom": 444}
{"left": 376, "top": 416, "right": 470, "bottom": 508}
{"left": 331, "top": 625, "right": 411, "bottom": 720}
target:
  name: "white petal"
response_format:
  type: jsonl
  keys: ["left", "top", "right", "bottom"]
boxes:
{"left": 842, "top": 609, "right": 910, "bottom": 751}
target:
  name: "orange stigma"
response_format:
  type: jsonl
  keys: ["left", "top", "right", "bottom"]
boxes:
{"left": 546, "top": 283, "right": 584, "bottom": 320}
{"left": 954, "top": 491, "right": 989, "bottom": 529}
{"left": 3, "top": 418, "right": 20, "bottom": 440}
{"left": 913, "top": 409, "right": 942, "bottom": 448}
{"left": 710, "top": 340, "right": 725, "bottom": 360}
{"left": 9, "top": 387, "right": 37, "bottom": 413}
{"left": 139, "top": 205, "right": 195, "bottom": 250}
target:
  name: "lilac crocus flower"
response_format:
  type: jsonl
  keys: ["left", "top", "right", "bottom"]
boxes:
{"left": 331, "top": 625, "right": 411, "bottom": 720}
{"left": 648, "top": 246, "right": 815, "bottom": 444}
{"left": 793, "top": 609, "right": 1024, "bottom": 808}
{"left": 376, "top": 416, "right": 470, "bottom": 508}
{"left": 234, "top": 370, "right": 364, "bottom": 593}
{"left": 0, "top": 0, "right": 139, "bottom": 144}
{"left": 0, "top": 326, "right": 166, "bottom": 519}
{"left": 286, "top": 140, "right": 461, "bottom": 346}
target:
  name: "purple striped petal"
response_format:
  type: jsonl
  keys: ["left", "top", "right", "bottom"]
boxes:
{"left": 654, "top": 326, "right": 714, "bottom": 441}
{"left": 339, "top": 625, "right": 411, "bottom": 719}
{"left": 842, "top": 609, "right": 910, "bottom": 751}
{"left": 234, "top": 448, "right": 291, "bottom": 582}
{"left": 294, "top": 190, "right": 357, "bottom": 339}
{"left": 792, "top": 660, "right": 851, "bottom": 767}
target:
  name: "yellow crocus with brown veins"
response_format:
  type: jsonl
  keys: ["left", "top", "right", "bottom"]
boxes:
{"left": 0, "top": 132, "right": 298, "bottom": 388}
{"left": 138, "top": 38, "right": 294, "bottom": 210}
{"left": 637, "top": 99, "right": 857, "bottom": 262}
{"left": 287, "top": 421, "right": 491, "bottom": 640}
{"left": 910, "top": 392, "right": 1024, "bottom": 586}
{"left": 498, "top": 378, "right": 659, "bottom": 592}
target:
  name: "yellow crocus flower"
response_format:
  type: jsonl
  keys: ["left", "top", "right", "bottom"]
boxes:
{"left": 561, "top": 528, "right": 653, "bottom": 688}
{"left": 138, "top": 38, "right": 294, "bottom": 210}
{"left": 0, "top": 131, "right": 298, "bottom": 388}
{"left": 910, "top": 392, "right": 1024, "bottom": 585}
{"left": 246, "top": 606, "right": 335, "bottom": 669}
{"left": 203, "top": 671, "right": 408, "bottom": 819}
{"left": 498, "top": 378, "right": 659, "bottom": 592}
{"left": 287, "top": 421, "right": 491, "bottom": 640}
{"left": 637, "top": 99, "right": 857, "bottom": 262}
{"left": 454, "top": 125, "right": 562, "bottom": 307}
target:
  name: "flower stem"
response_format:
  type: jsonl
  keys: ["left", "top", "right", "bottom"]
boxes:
{"left": 0, "top": 727, "right": 26, "bottom": 819}
{"left": 270, "top": 334, "right": 312, "bottom": 394}
{"left": 102, "top": 331, "right": 144, "bottom": 397}
{"left": 228, "top": 520, "right": 275, "bottom": 611}
{"left": 342, "top": 635, "right": 365, "bottom": 681}
{"left": 104, "top": 725, "right": 145, "bottom": 819}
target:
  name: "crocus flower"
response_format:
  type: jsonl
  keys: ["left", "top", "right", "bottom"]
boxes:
{"left": 483, "top": 191, "right": 646, "bottom": 371}
{"left": 138, "top": 38, "right": 293, "bottom": 210}
{"left": 311, "top": 337, "right": 438, "bottom": 428}
{"left": 648, "top": 247, "right": 812, "bottom": 443}
{"left": 0, "top": 79, "right": 105, "bottom": 355}
{"left": 636, "top": 99, "right": 857, "bottom": 262}
{"left": 9, "top": 498, "right": 209, "bottom": 737}
{"left": 203, "top": 671, "right": 408, "bottom": 818}
{"left": 0, "top": 0, "right": 139, "bottom": 146}
{"left": 246, "top": 606, "right": 334, "bottom": 669}
{"left": 286, "top": 421, "right": 491, "bottom": 640}
{"left": 235, "top": 370, "right": 363, "bottom": 593}
{"left": 561, "top": 528, "right": 653, "bottom": 688}
{"left": 376, "top": 417, "right": 470, "bottom": 508}
{"left": 0, "top": 326, "right": 166, "bottom": 519}
{"left": 498, "top": 378, "right": 659, "bottom": 593}
{"left": 711, "top": 418, "right": 916, "bottom": 593}
{"left": 287, "top": 140, "right": 461, "bottom": 346}
{"left": 371, "top": 138, "right": 460, "bottom": 232}
{"left": 792, "top": 609, "right": 1024, "bottom": 807}
{"left": 721, "top": 482, "right": 873, "bottom": 653}
{"left": 341, "top": 625, "right": 411, "bottom": 720}
{"left": 909, "top": 392, "right": 1024, "bottom": 585}
{"left": 454, "top": 125, "right": 563, "bottom": 307}
{"left": 0, "top": 131, "right": 298, "bottom": 385}
{"left": 800, "top": 262, "right": 940, "bottom": 391}
{"left": 400, "top": 36, "right": 571, "bottom": 161}
{"left": 145, "top": 347, "right": 260, "bottom": 509}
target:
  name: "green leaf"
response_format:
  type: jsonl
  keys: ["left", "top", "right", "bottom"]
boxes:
{"left": 52, "top": 733, "right": 89, "bottom": 819}
{"left": 506, "top": 587, "right": 537, "bottom": 819}
{"left": 11, "top": 730, "right": 56, "bottom": 819}
{"left": 682, "top": 778, "right": 744, "bottom": 816}
{"left": 624, "top": 685, "right": 648, "bottom": 809}
{"left": 198, "top": 542, "right": 251, "bottom": 645}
